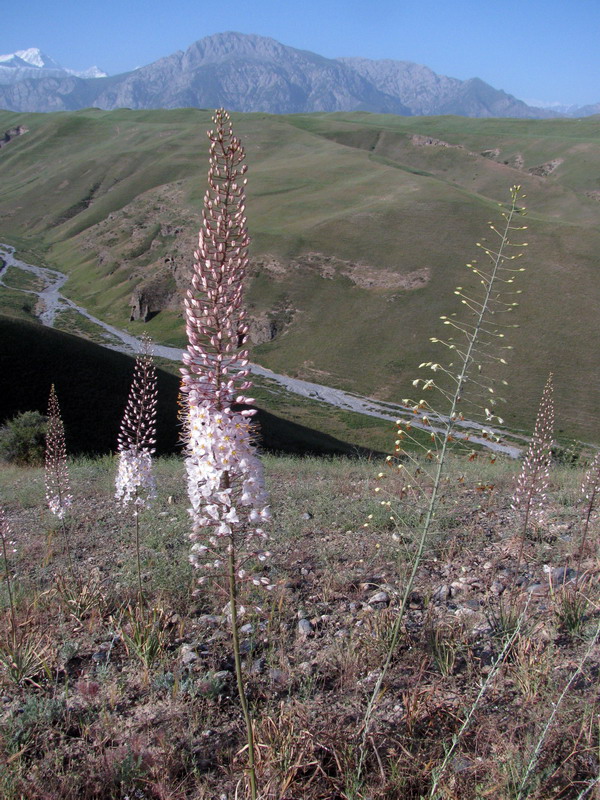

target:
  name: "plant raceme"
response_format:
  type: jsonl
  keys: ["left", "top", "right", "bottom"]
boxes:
{"left": 512, "top": 372, "right": 554, "bottom": 535}
{"left": 115, "top": 337, "right": 158, "bottom": 511}
{"left": 181, "top": 109, "right": 270, "bottom": 587}
{"left": 45, "top": 385, "right": 72, "bottom": 520}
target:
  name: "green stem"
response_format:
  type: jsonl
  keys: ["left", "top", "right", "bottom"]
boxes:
{"left": 357, "top": 190, "right": 522, "bottom": 783}
{"left": 134, "top": 505, "right": 144, "bottom": 609}
{"left": 60, "top": 513, "right": 74, "bottom": 573}
{"left": 1, "top": 531, "right": 18, "bottom": 646}
{"left": 516, "top": 615, "right": 600, "bottom": 799}
{"left": 429, "top": 599, "right": 529, "bottom": 799}
{"left": 576, "top": 483, "right": 596, "bottom": 587}
{"left": 228, "top": 536, "right": 258, "bottom": 800}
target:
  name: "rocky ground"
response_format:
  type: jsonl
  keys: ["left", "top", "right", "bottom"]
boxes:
{"left": 0, "top": 454, "right": 599, "bottom": 799}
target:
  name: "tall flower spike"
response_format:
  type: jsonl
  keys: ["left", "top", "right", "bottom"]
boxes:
{"left": 577, "top": 449, "right": 600, "bottom": 564}
{"left": 181, "top": 109, "right": 270, "bottom": 581}
{"left": 181, "top": 109, "right": 269, "bottom": 800}
{"left": 45, "top": 385, "right": 72, "bottom": 520}
{"left": 115, "top": 336, "right": 158, "bottom": 509}
{"left": 512, "top": 372, "right": 555, "bottom": 532}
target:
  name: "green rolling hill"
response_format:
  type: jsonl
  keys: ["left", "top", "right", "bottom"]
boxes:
{"left": 0, "top": 108, "right": 599, "bottom": 443}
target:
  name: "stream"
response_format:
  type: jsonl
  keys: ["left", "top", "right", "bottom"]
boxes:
{"left": 0, "top": 243, "right": 521, "bottom": 458}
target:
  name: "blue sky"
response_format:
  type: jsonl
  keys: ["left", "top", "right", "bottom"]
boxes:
{"left": 4, "top": 0, "right": 599, "bottom": 106}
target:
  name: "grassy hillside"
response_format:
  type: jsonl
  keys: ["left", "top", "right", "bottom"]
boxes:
{"left": 0, "top": 109, "right": 599, "bottom": 442}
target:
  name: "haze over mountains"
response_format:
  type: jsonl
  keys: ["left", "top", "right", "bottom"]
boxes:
{"left": 0, "top": 32, "right": 596, "bottom": 117}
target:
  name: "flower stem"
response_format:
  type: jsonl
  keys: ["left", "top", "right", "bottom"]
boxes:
{"left": 228, "top": 535, "right": 257, "bottom": 800}
{"left": 134, "top": 503, "right": 144, "bottom": 609}
{"left": 1, "top": 523, "right": 18, "bottom": 647}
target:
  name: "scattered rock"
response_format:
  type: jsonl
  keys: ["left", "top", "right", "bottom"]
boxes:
{"left": 526, "top": 583, "right": 547, "bottom": 596}
{"left": 298, "top": 618, "right": 314, "bottom": 637}
{"left": 432, "top": 584, "right": 450, "bottom": 603}
{"left": 368, "top": 591, "right": 390, "bottom": 608}
{"left": 197, "top": 614, "right": 221, "bottom": 625}
{"left": 180, "top": 645, "right": 199, "bottom": 666}
{"left": 250, "top": 657, "right": 266, "bottom": 675}
{"left": 268, "top": 668, "right": 288, "bottom": 686}
{"left": 547, "top": 566, "right": 577, "bottom": 585}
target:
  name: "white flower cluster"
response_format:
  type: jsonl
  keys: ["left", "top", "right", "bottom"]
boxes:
{"left": 115, "top": 448, "right": 157, "bottom": 509}
{"left": 47, "top": 489, "right": 73, "bottom": 520}
{"left": 185, "top": 403, "right": 271, "bottom": 582}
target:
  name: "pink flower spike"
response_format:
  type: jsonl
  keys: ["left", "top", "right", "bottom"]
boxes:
{"left": 181, "top": 109, "right": 270, "bottom": 585}
{"left": 45, "top": 385, "right": 72, "bottom": 520}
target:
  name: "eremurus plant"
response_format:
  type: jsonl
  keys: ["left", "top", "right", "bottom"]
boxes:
{"left": 115, "top": 335, "right": 158, "bottom": 607}
{"left": 181, "top": 109, "right": 270, "bottom": 800}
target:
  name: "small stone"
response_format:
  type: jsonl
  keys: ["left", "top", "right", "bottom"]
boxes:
{"left": 550, "top": 566, "right": 577, "bottom": 585}
{"left": 490, "top": 581, "right": 504, "bottom": 596}
{"left": 483, "top": 561, "right": 493, "bottom": 570}
{"left": 301, "top": 512, "right": 313, "bottom": 520}
{"left": 298, "top": 618, "right": 314, "bottom": 637}
{"left": 526, "top": 583, "right": 546, "bottom": 596}
{"left": 298, "top": 661, "right": 314, "bottom": 675}
{"left": 450, "top": 581, "right": 468, "bottom": 596}
{"left": 349, "top": 601, "right": 362, "bottom": 613}
{"left": 335, "top": 628, "right": 350, "bottom": 638}
{"left": 454, "top": 606, "right": 476, "bottom": 619}
{"left": 180, "top": 645, "right": 198, "bottom": 665}
{"left": 432, "top": 584, "right": 450, "bottom": 603}
{"left": 471, "top": 622, "right": 492, "bottom": 637}
{"left": 239, "top": 623, "right": 253, "bottom": 635}
{"left": 268, "top": 668, "right": 287, "bottom": 686}
{"left": 250, "top": 657, "right": 266, "bottom": 675}
{"left": 368, "top": 591, "right": 390, "bottom": 607}
{"left": 197, "top": 614, "right": 221, "bottom": 625}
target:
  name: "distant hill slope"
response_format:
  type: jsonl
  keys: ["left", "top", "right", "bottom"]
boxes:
{"left": 0, "top": 314, "right": 374, "bottom": 457}
{"left": 1, "top": 108, "right": 600, "bottom": 443}
{"left": 0, "top": 32, "right": 573, "bottom": 118}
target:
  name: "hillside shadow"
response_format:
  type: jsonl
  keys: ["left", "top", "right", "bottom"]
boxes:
{"left": 0, "top": 314, "right": 384, "bottom": 460}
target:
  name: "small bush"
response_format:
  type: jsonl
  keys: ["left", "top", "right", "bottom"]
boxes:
{"left": 0, "top": 410, "right": 47, "bottom": 466}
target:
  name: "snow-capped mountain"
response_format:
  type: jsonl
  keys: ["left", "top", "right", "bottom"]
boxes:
{"left": 0, "top": 48, "right": 106, "bottom": 84}
{"left": 0, "top": 36, "right": 596, "bottom": 117}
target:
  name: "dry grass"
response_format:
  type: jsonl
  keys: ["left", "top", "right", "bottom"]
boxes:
{"left": 0, "top": 452, "right": 599, "bottom": 799}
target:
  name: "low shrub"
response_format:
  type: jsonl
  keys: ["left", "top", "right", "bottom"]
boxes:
{"left": 0, "top": 410, "right": 47, "bottom": 466}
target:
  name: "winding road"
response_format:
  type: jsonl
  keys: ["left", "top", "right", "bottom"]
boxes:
{"left": 0, "top": 243, "right": 521, "bottom": 458}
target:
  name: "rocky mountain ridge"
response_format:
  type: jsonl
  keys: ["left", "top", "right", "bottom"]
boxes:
{"left": 0, "top": 33, "right": 592, "bottom": 117}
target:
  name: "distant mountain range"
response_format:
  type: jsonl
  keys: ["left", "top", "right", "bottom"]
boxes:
{"left": 0, "top": 32, "right": 596, "bottom": 118}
